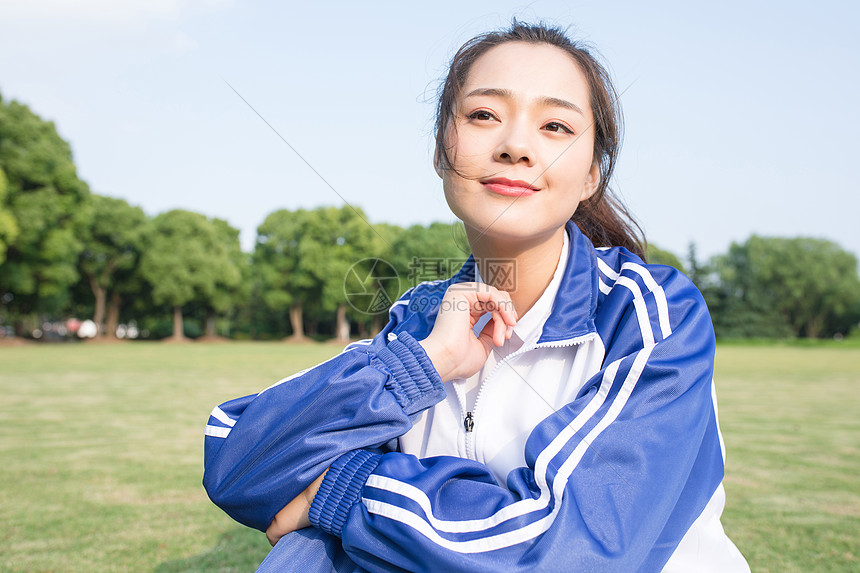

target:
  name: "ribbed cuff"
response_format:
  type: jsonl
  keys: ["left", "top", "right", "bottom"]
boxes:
{"left": 373, "top": 331, "right": 445, "bottom": 416}
{"left": 309, "top": 450, "right": 381, "bottom": 538}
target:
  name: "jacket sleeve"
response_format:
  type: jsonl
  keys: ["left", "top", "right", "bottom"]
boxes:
{"left": 202, "top": 292, "right": 446, "bottom": 532}
{"left": 306, "top": 265, "right": 725, "bottom": 572}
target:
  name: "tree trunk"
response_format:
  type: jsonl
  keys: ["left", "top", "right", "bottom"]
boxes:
{"left": 206, "top": 308, "right": 217, "bottom": 338}
{"left": 370, "top": 316, "right": 382, "bottom": 338}
{"left": 171, "top": 305, "right": 186, "bottom": 340}
{"left": 336, "top": 303, "right": 350, "bottom": 343}
{"left": 105, "top": 291, "right": 121, "bottom": 339}
{"left": 89, "top": 275, "right": 106, "bottom": 337}
{"left": 288, "top": 303, "right": 305, "bottom": 340}
{"left": 14, "top": 318, "right": 27, "bottom": 338}
{"left": 807, "top": 316, "right": 821, "bottom": 339}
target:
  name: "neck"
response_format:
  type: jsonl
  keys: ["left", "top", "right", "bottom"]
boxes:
{"left": 466, "top": 226, "right": 566, "bottom": 318}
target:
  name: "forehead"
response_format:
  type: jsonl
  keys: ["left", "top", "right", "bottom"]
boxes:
{"left": 463, "top": 42, "right": 591, "bottom": 111}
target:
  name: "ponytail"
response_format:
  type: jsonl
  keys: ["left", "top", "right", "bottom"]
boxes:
{"left": 574, "top": 192, "right": 646, "bottom": 259}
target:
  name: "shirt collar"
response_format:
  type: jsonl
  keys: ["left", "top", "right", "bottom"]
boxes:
{"left": 452, "top": 220, "right": 598, "bottom": 344}
{"left": 474, "top": 228, "right": 570, "bottom": 346}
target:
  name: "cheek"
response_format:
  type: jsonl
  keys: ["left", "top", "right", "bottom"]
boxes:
{"left": 447, "top": 125, "right": 494, "bottom": 169}
{"left": 551, "top": 146, "right": 596, "bottom": 190}
{"left": 441, "top": 180, "right": 469, "bottom": 222}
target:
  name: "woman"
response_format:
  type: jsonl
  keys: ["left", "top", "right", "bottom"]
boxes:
{"left": 204, "top": 21, "right": 749, "bottom": 572}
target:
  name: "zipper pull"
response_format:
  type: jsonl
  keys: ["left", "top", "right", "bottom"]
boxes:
{"left": 464, "top": 411, "right": 474, "bottom": 432}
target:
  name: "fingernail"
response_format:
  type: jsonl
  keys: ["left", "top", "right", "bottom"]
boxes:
{"left": 506, "top": 326, "right": 513, "bottom": 338}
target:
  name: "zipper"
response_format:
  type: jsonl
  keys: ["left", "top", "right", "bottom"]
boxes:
{"left": 467, "top": 332, "right": 597, "bottom": 461}
{"left": 464, "top": 412, "right": 474, "bottom": 432}
{"left": 449, "top": 380, "right": 470, "bottom": 459}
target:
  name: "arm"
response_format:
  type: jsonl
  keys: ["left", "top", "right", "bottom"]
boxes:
{"left": 202, "top": 289, "right": 446, "bottom": 532}
{"left": 203, "top": 284, "right": 517, "bottom": 532}
{"left": 305, "top": 267, "right": 724, "bottom": 572}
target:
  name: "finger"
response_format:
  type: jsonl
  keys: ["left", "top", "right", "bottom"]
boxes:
{"left": 494, "top": 311, "right": 509, "bottom": 346}
{"left": 478, "top": 286, "right": 516, "bottom": 327}
{"left": 497, "top": 291, "right": 517, "bottom": 326}
{"left": 476, "top": 324, "right": 496, "bottom": 355}
{"left": 479, "top": 315, "right": 497, "bottom": 346}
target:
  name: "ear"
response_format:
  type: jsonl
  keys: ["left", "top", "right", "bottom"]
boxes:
{"left": 581, "top": 162, "right": 600, "bottom": 202}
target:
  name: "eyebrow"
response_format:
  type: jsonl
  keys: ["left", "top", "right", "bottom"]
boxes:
{"left": 464, "top": 87, "right": 585, "bottom": 116}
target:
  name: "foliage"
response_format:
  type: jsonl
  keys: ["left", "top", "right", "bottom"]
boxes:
{"left": 3, "top": 94, "right": 860, "bottom": 341}
{"left": 254, "top": 206, "right": 381, "bottom": 339}
{"left": 387, "top": 221, "right": 469, "bottom": 288}
{"left": 254, "top": 208, "right": 323, "bottom": 334}
{"left": 138, "top": 210, "right": 243, "bottom": 337}
{"left": 208, "top": 218, "right": 249, "bottom": 316}
{"left": 645, "top": 244, "right": 685, "bottom": 273}
{"left": 709, "top": 236, "right": 860, "bottom": 338}
{"left": 305, "top": 206, "right": 379, "bottom": 313}
{"left": 0, "top": 167, "right": 19, "bottom": 265}
{"left": 78, "top": 194, "right": 147, "bottom": 334}
{"left": 0, "top": 94, "right": 90, "bottom": 325}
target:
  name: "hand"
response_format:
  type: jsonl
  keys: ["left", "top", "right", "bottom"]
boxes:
{"left": 419, "top": 282, "right": 517, "bottom": 382}
{"left": 266, "top": 469, "right": 328, "bottom": 546}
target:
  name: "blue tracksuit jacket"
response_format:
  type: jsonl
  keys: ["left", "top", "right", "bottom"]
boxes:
{"left": 203, "top": 221, "right": 738, "bottom": 572}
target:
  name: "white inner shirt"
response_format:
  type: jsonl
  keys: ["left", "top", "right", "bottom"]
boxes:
{"left": 459, "top": 228, "right": 570, "bottom": 412}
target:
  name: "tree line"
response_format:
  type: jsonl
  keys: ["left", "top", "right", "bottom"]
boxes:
{"left": 1, "top": 94, "right": 859, "bottom": 342}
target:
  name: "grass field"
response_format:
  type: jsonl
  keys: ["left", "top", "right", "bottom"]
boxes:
{"left": 0, "top": 340, "right": 857, "bottom": 572}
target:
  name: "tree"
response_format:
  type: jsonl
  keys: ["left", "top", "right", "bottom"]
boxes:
{"left": 254, "top": 209, "right": 320, "bottom": 340}
{"left": 0, "top": 94, "right": 91, "bottom": 333}
{"left": 204, "top": 218, "right": 247, "bottom": 338}
{"left": 139, "top": 210, "right": 242, "bottom": 340}
{"left": 78, "top": 195, "right": 147, "bottom": 337}
{"left": 303, "top": 206, "right": 378, "bottom": 343}
{"left": 255, "top": 206, "right": 382, "bottom": 342}
{"left": 0, "top": 167, "right": 18, "bottom": 266}
{"left": 645, "top": 244, "right": 685, "bottom": 273}
{"left": 686, "top": 243, "right": 705, "bottom": 286}
{"left": 712, "top": 236, "right": 860, "bottom": 338}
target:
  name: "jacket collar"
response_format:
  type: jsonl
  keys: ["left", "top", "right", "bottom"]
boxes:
{"left": 449, "top": 220, "right": 598, "bottom": 345}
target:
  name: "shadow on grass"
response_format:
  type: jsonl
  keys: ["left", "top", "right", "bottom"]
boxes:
{"left": 154, "top": 527, "right": 270, "bottom": 573}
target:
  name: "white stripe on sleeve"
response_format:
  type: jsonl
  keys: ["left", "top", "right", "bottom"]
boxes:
{"left": 210, "top": 406, "right": 236, "bottom": 427}
{"left": 205, "top": 425, "right": 231, "bottom": 438}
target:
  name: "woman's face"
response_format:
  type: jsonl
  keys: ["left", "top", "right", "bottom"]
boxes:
{"left": 441, "top": 42, "right": 599, "bottom": 245}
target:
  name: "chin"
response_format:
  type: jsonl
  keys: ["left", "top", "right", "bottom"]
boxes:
{"left": 463, "top": 215, "right": 567, "bottom": 246}
{"left": 445, "top": 190, "right": 573, "bottom": 245}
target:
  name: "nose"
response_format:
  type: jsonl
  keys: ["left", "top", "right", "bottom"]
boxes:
{"left": 493, "top": 122, "right": 535, "bottom": 166}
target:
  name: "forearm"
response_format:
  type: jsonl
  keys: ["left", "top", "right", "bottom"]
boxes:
{"left": 203, "top": 331, "right": 445, "bottom": 531}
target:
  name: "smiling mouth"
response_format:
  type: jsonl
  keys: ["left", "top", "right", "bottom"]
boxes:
{"left": 481, "top": 178, "right": 540, "bottom": 198}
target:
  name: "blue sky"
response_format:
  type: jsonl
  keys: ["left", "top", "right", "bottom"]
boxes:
{"left": 1, "top": 0, "right": 858, "bottom": 260}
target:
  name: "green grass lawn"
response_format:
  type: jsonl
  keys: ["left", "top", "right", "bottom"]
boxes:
{"left": 0, "top": 340, "right": 857, "bottom": 572}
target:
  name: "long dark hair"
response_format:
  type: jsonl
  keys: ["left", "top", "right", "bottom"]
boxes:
{"left": 434, "top": 20, "right": 646, "bottom": 259}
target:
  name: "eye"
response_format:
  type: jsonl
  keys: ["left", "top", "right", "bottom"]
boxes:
{"left": 543, "top": 121, "right": 574, "bottom": 134}
{"left": 466, "top": 110, "right": 498, "bottom": 121}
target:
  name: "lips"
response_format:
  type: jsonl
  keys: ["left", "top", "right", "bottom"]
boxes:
{"left": 481, "top": 178, "right": 540, "bottom": 198}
